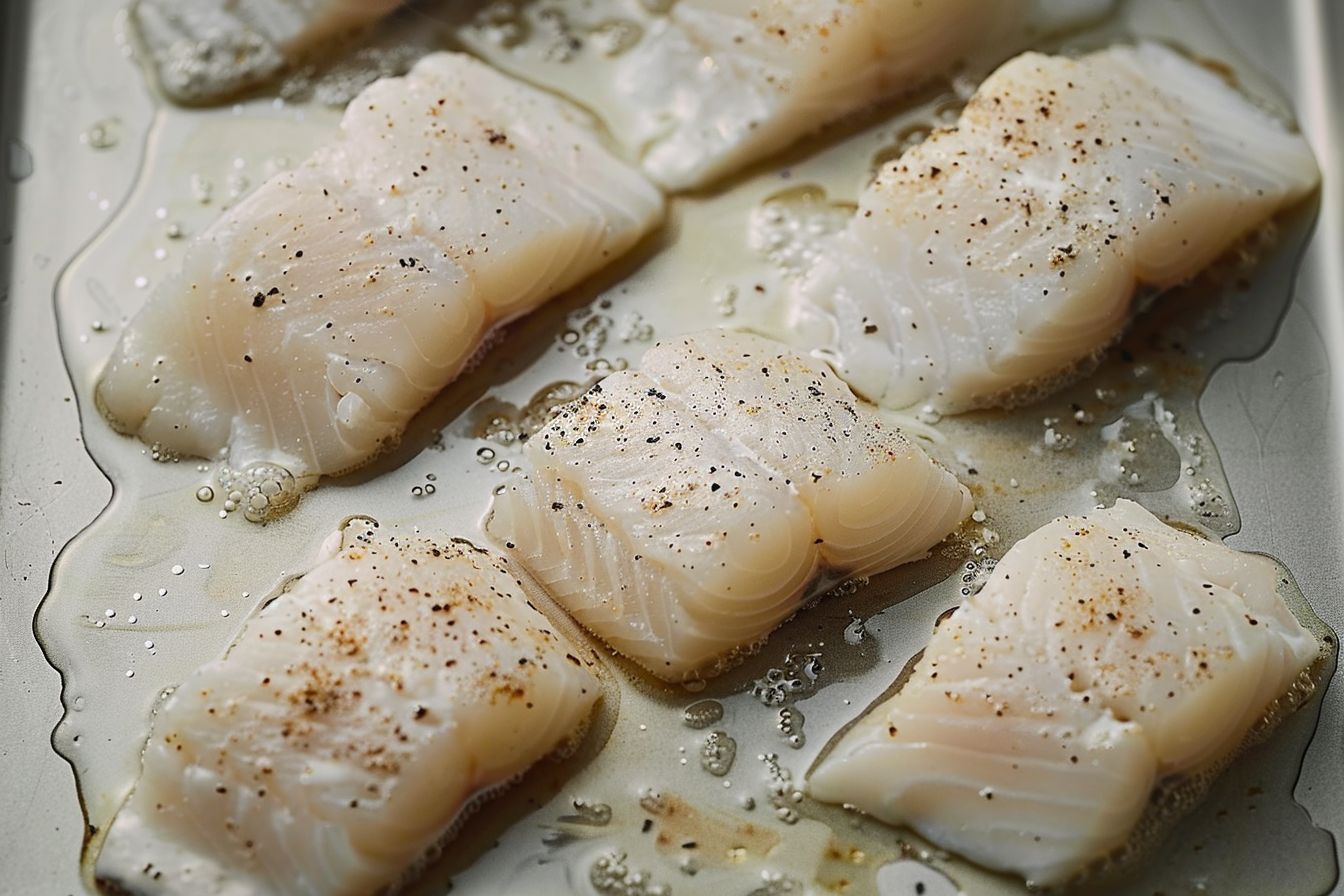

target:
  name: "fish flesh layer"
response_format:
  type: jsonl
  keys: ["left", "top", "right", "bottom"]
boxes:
{"left": 133, "top": 0, "right": 410, "bottom": 103}
{"left": 96, "top": 51, "right": 663, "bottom": 488}
{"left": 791, "top": 42, "right": 1320, "bottom": 412}
{"left": 458, "top": 0, "right": 1114, "bottom": 191}
{"left": 95, "top": 519, "right": 603, "bottom": 896}
{"left": 806, "top": 499, "right": 1323, "bottom": 886}
{"left": 488, "top": 329, "right": 972, "bottom": 682}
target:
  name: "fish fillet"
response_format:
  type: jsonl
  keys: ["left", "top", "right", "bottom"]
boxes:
{"left": 791, "top": 42, "right": 1320, "bottom": 412}
{"left": 488, "top": 329, "right": 972, "bottom": 682}
{"left": 96, "top": 51, "right": 664, "bottom": 491}
{"left": 132, "top": 0, "right": 410, "bottom": 103}
{"left": 95, "top": 519, "right": 603, "bottom": 896}
{"left": 807, "top": 499, "right": 1323, "bottom": 886}
{"left": 458, "top": 0, "right": 1114, "bottom": 191}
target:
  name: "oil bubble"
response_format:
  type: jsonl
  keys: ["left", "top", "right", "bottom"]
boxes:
{"left": 218, "top": 462, "right": 301, "bottom": 523}
{"left": 589, "top": 850, "right": 670, "bottom": 896}
{"left": 748, "top": 872, "right": 803, "bottom": 896}
{"left": 682, "top": 698, "right": 724, "bottom": 729}
{"left": 558, "top": 798, "right": 612, "bottom": 827}
{"left": 749, "top": 185, "right": 856, "bottom": 276}
{"left": 700, "top": 730, "right": 737, "bottom": 776}
{"left": 83, "top": 117, "right": 122, "bottom": 150}
{"left": 843, "top": 614, "right": 868, "bottom": 645}
{"left": 777, "top": 707, "right": 805, "bottom": 749}
{"left": 589, "top": 19, "right": 642, "bottom": 56}
{"left": 519, "top": 381, "right": 586, "bottom": 434}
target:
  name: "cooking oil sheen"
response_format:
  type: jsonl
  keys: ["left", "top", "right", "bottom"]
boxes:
{"left": 34, "top": 1, "right": 1336, "bottom": 894}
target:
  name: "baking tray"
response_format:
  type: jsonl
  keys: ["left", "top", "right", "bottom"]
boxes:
{"left": 2, "top": 1, "right": 1342, "bottom": 895}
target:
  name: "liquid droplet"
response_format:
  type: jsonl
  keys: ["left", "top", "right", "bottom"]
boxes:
{"left": 217, "top": 462, "right": 301, "bottom": 523}
{"left": 682, "top": 698, "right": 724, "bottom": 729}
{"left": 83, "top": 118, "right": 123, "bottom": 150}
{"left": 778, "top": 706, "right": 805, "bottom": 749}
{"left": 558, "top": 798, "right": 612, "bottom": 826}
{"left": 700, "top": 730, "right": 737, "bottom": 776}
{"left": 7, "top": 139, "right": 34, "bottom": 182}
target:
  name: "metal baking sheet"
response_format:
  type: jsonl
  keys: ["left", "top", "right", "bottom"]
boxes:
{"left": 2, "top": 2, "right": 1342, "bottom": 895}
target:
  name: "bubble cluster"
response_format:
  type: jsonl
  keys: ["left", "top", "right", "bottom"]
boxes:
{"left": 589, "top": 18, "right": 643, "bottom": 57}
{"left": 958, "top": 558, "right": 998, "bottom": 598}
{"left": 751, "top": 653, "right": 823, "bottom": 707}
{"left": 748, "top": 185, "right": 857, "bottom": 276}
{"left": 700, "top": 730, "right": 737, "bottom": 776}
{"left": 148, "top": 442, "right": 181, "bottom": 463}
{"left": 589, "top": 851, "right": 670, "bottom": 896}
{"left": 747, "top": 871, "right": 804, "bottom": 896}
{"left": 759, "top": 753, "right": 804, "bottom": 825}
{"left": 558, "top": 798, "right": 612, "bottom": 827}
{"left": 682, "top": 698, "right": 724, "bottom": 729}
{"left": 216, "top": 463, "right": 301, "bottom": 523}
{"left": 560, "top": 306, "right": 614, "bottom": 358}
{"left": 777, "top": 706, "right": 805, "bottom": 749}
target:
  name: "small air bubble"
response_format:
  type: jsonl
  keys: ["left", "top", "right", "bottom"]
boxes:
{"left": 83, "top": 117, "right": 122, "bottom": 149}
{"left": 171, "top": 564, "right": 185, "bottom": 575}
{"left": 196, "top": 486, "right": 215, "bottom": 502}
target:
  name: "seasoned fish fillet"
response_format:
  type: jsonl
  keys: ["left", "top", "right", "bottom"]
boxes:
{"left": 488, "top": 329, "right": 972, "bottom": 682}
{"left": 460, "top": 0, "right": 1113, "bottom": 191}
{"left": 96, "top": 52, "right": 663, "bottom": 488}
{"left": 807, "top": 499, "right": 1323, "bottom": 886}
{"left": 95, "top": 519, "right": 603, "bottom": 896}
{"left": 791, "top": 42, "right": 1321, "bottom": 412}
{"left": 133, "top": 0, "right": 409, "bottom": 103}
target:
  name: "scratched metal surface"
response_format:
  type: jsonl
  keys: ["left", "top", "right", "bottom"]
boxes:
{"left": 1, "top": 2, "right": 1342, "bottom": 895}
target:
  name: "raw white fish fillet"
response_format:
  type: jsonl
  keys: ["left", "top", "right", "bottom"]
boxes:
{"left": 457, "top": 0, "right": 1113, "bottom": 191}
{"left": 488, "top": 329, "right": 972, "bottom": 682}
{"left": 133, "top": 0, "right": 409, "bottom": 102}
{"left": 807, "top": 499, "right": 1323, "bottom": 886}
{"left": 95, "top": 519, "right": 602, "bottom": 896}
{"left": 791, "top": 42, "right": 1321, "bottom": 412}
{"left": 96, "top": 52, "right": 663, "bottom": 489}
